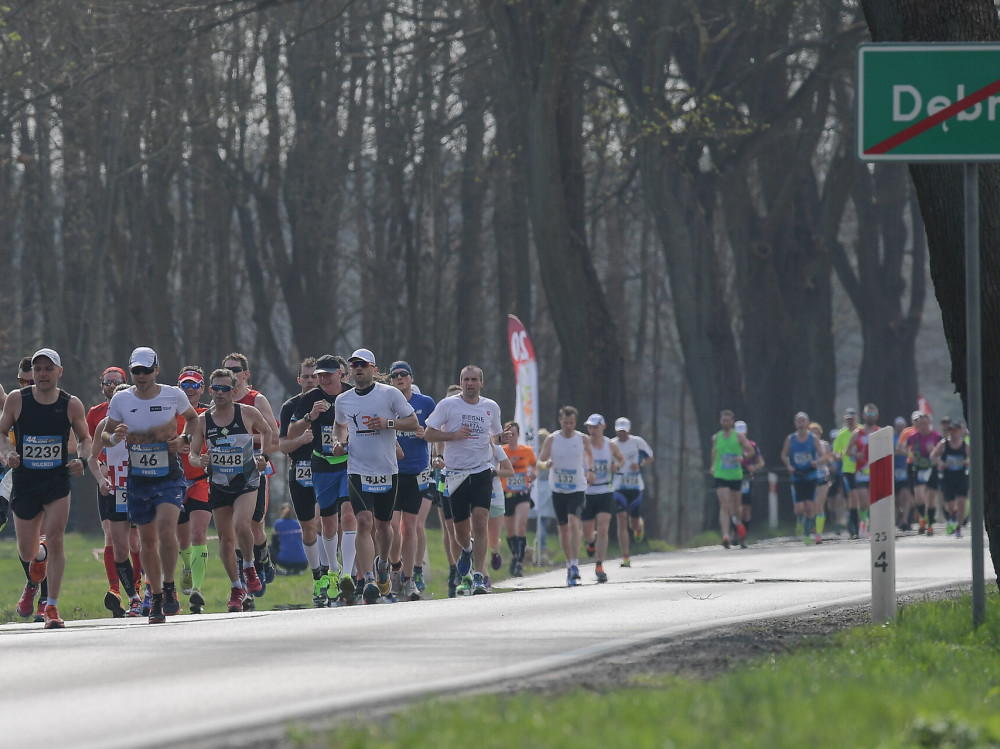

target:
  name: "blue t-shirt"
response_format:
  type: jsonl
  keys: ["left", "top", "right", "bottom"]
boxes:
{"left": 397, "top": 391, "right": 437, "bottom": 474}
{"left": 273, "top": 517, "right": 307, "bottom": 565}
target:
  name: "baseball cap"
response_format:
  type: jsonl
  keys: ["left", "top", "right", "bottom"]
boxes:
{"left": 584, "top": 413, "right": 605, "bottom": 427}
{"left": 348, "top": 348, "right": 376, "bottom": 366}
{"left": 911, "top": 410, "right": 923, "bottom": 421}
{"left": 31, "top": 348, "right": 61, "bottom": 367}
{"left": 103, "top": 366, "right": 127, "bottom": 381}
{"left": 129, "top": 347, "right": 158, "bottom": 369}
{"left": 314, "top": 354, "right": 341, "bottom": 374}
{"left": 178, "top": 369, "right": 203, "bottom": 384}
{"left": 894, "top": 416, "right": 906, "bottom": 427}
{"left": 843, "top": 407, "right": 857, "bottom": 418}
{"left": 614, "top": 417, "right": 631, "bottom": 432}
{"left": 390, "top": 361, "right": 412, "bottom": 376}
{"left": 734, "top": 420, "right": 748, "bottom": 434}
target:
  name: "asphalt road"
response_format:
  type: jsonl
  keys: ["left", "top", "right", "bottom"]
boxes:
{"left": 0, "top": 530, "right": 991, "bottom": 749}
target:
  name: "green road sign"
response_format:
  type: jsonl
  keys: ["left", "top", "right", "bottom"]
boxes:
{"left": 857, "top": 43, "right": 1000, "bottom": 162}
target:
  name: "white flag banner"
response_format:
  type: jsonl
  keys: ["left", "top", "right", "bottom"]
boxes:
{"left": 508, "top": 314, "right": 539, "bottom": 451}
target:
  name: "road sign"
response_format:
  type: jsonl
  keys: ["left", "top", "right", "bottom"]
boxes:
{"left": 857, "top": 43, "right": 1000, "bottom": 162}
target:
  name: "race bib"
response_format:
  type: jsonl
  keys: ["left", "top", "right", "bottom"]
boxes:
{"left": 321, "top": 425, "right": 336, "bottom": 455}
{"left": 917, "top": 467, "right": 932, "bottom": 483}
{"left": 592, "top": 459, "right": 609, "bottom": 483}
{"left": 295, "top": 460, "right": 313, "bottom": 487}
{"left": 114, "top": 486, "right": 128, "bottom": 513}
{"left": 741, "top": 478, "right": 751, "bottom": 493}
{"left": 362, "top": 474, "right": 393, "bottom": 493}
{"left": 129, "top": 443, "right": 169, "bottom": 478}
{"left": 720, "top": 453, "right": 740, "bottom": 471}
{"left": 621, "top": 472, "right": 641, "bottom": 489}
{"left": 895, "top": 467, "right": 908, "bottom": 481}
{"left": 553, "top": 468, "right": 577, "bottom": 492}
{"left": 210, "top": 445, "right": 246, "bottom": 477}
{"left": 793, "top": 452, "right": 811, "bottom": 467}
{"left": 22, "top": 435, "right": 63, "bottom": 469}
{"left": 506, "top": 472, "right": 528, "bottom": 492}
{"left": 945, "top": 455, "right": 967, "bottom": 471}
{"left": 417, "top": 465, "right": 433, "bottom": 491}
{"left": 444, "top": 469, "right": 471, "bottom": 496}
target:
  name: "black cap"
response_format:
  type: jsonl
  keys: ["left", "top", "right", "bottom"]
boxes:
{"left": 314, "top": 355, "right": 341, "bottom": 374}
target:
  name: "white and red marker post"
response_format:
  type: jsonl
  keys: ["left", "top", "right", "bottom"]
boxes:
{"left": 868, "top": 426, "right": 896, "bottom": 623}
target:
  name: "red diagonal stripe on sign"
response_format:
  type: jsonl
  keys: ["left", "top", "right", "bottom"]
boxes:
{"left": 869, "top": 455, "right": 894, "bottom": 503}
{"left": 864, "top": 77, "right": 1000, "bottom": 155}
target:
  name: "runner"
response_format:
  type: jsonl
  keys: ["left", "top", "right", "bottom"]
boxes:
{"left": 278, "top": 357, "right": 330, "bottom": 606}
{"left": 333, "top": 349, "right": 417, "bottom": 603}
{"left": 906, "top": 413, "right": 943, "bottom": 536}
{"left": 931, "top": 421, "right": 969, "bottom": 538}
{"left": 847, "top": 404, "right": 880, "bottom": 539}
{"left": 187, "top": 368, "right": 274, "bottom": 613}
{"left": 86, "top": 365, "right": 129, "bottom": 617}
{"left": 430, "top": 384, "right": 462, "bottom": 597}
{"left": 387, "top": 360, "right": 436, "bottom": 601}
{"left": 175, "top": 366, "right": 212, "bottom": 613}
{"left": 286, "top": 355, "right": 357, "bottom": 606}
{"left": 809, "top": 422, "right": 833, "bottom": 539}
{"left": 537, "top": 406, "right": 594, "bottom": 586}
{"left": 832, "top": 408, "right": 860, "bottom": 538}
{"left": 891, "top": 416, "right": 915, "bottom": 531}
{"left": 424, "top": 365, "right": 505, "bottom": 596}
{"left": 611, "top": 417, "right": 653, "bottom": 567}
{"left": 781, "top": 412, "right": 821, "bottom": 544}
{"left": 105, "top": 347, "right": 199, "bottom": 624}
{"left": 501, "top": 421, "right": 536, "bottom": 577}
{"left": 735, "top": 421, "right": 764, "bottom": 537}
{"left": 581, "top": 414, "right": 625, "bottom": 583}
{"left": 711, "top": 409, "right": 752, "bottom": 549}
{"left": 223, "top": 353, "right": 280, "bottom": 592}
{"left": 485, "top": 442, "right": 515, "bottom": 591}
{"left": 894, "top": 411, "right": 922, "bottom": 530}
{"left": 0, "top": 349, "right": 92, "bottom": 628}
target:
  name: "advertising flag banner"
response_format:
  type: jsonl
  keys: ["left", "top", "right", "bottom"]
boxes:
{"left": 507, "top": 315, "right": 539, "bottom": 451}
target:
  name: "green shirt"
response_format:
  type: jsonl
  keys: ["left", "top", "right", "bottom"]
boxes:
{"left": 833, "top": 427, "right": 857, "bottom": 474}
{"left": 713, "top": 430, "right": 744, "bottom": 480}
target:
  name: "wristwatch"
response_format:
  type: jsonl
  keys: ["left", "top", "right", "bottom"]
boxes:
{"left": 387, "top": 419, "right": 395, "bottom": 429}
{"left": 304, "top": 413, "right": 312, "bottom": 423}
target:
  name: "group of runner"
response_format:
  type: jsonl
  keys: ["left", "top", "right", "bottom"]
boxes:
{"left": 710, "top": 405, "right": 971, "bottom": 548}
{"left": 2, "top": 346, "right": 656, "bottom": 624}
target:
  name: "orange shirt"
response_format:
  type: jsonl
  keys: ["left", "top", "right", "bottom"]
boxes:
{"left": 502, "top": 444, "right": 537, "bottom": 494}
{"left": 178, "top": 409, "right": 209, "bottom": 502}
{"left": 897, "top": 425, "right": 918, "bottom": 464}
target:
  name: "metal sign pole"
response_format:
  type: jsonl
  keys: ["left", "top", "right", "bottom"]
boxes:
{"left": 965, "top": 162, "right": 985, "bottom": 628}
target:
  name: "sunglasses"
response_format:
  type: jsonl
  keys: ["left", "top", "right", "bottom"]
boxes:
{"left": 210, "top": 384, "right": 233, "bottom": 392}
{"left": 130, "top": 366, "right": 155, "bottom": 375}
{"left": 350, "top": 361, "right": 371, "bottom": 369}
{"left": 390, "top": 372, "right": 409, "bottom": 379}
{"left": 225, "top": 365, "right": 245, "bottom": 373}
{"left": 102, "top": 379, "right": 125, "bottom": 387}
{"left": 180, "top": 381, "right": 203, "bottom": 390}
{"left": 17, "top": 377, "right": 33, "bottom": 386}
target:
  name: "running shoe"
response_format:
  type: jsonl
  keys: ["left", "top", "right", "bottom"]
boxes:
{"left": 28, "top": 541, "right": 48, "bottom": 583}
{"left": 180, "top": 566, "right": 193, "bottom": 595}
{"left": 456, "top": 545, "right": 473, "bottom": 577}
{"left": 404, "top": 578, "right": 420, "bottom": 602}
{"left": 513, "top": 560, "right": 524, "bottom": 577}
{"left": 189, "top": 588, "right": 205, "bottom": 614}
{"left": 244, "top": 566, "right": 263, "bottom": 595}
{"left": 918, "top": 518, "right": 926, "bottom": 534}
{"left": 946, "top": 522, "right": 956, "bottom": 535}
{"left": 566, "top": 569, "right": 577, "bottom": 587}
{"left": 141, "top": 584, "right": 151, "bottom": 617}
{"left": 148, "top": 593, "right": 166, "bottom": 624}
{"left": 413, "top": 569, "right": 426, "bottom": 592}
{"left": 104, "top": 589, "right": 125, "bottom": 618}
{"left": 596, "top": 564, "right": 608, "bottom": 583}
{"left": 471, "top": 572, "right": 489, "bottom": 595}
{"left": 734, "top": 520, "right": 747, "bottom": 542}
{"left": 926, "top": 524, "right": 934, "bottom": 537}
{"left": 570, "top": 564, "right": 581, "bottom": 581}
{"left": 377, "top": 567, "right": 391, "bottom": 597}
{"left": 722, "top": 537, "right": 731, "bottom": 549}
{"left": 490, "top": 551, "right": 502, "bottom": 571}
{"left": 620, "top": 556, "right": 631, "bottom": 568}
{"left": 127, "top": 597, "right": 143, "bottom": 617}
{"left": 483, "top": 574, "right": 492, "bottom": 592}
{"left": 338, "top": 575, "right": 356, "bottom": 599}
{"left": 447, "top": 569, "right": 458, "bottom": 599}
{"left": 242, "top": 595, "right": 256, "bottom": 612}
{"left": 227, "top": 586, "right": 246, "bottom": 613}
{"left": 43, "top": 604, "right": 65, "bottom": 629}
{"left": 313, "top": 575, "right": 330, "bottom": 607}
{"left": 162, "top": 584, "right": 180, "bottom": 615}
{"left": 262, "top": 558, "right": 276, "bottom": 584}
{"left": 585, "top": 540, "right": 596, "bottom": 558}
{"left": 814, "top": 534, "right": 823, "bottom": 545}
{"left": 457, "top": 575, "right": 472, "bottom": 595}
{"left": 390, "top": 568, "right": 402, "bottom": 597}
{"left": 33, "top": 600, "right": 46, "bottom": 623}
{"left": 740, "top": 538, "right": 748, "bottom": 549}
{"left": 363, "top": 580, "right": 381, "bottom": 605}
{"left": 955, "top": 527, "right": 963, "bottom": 539}
{"left": 16, "top": 582, "right": 39, "bottom": 617}
{"left": 634, "top": 522, "right": 644, "bottom": 543}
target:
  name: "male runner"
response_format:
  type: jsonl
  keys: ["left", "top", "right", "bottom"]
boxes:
{"left": 735, "top": 421, "right": 764, "bottom": 537}
{"left": 711, "top": 409, "right": 752, "bottom": 549}
{"left": 611, "top": 417, "right": 654, "bottom": 566}
{"left": 0, "top": 349, "right": 92, "bottom": 628}
{"left": 188, "top": 368, "right": 273, "bottom": 613}
{"left": 424, "top": 365, "right": 504, "bottom": 596}
{"left": 581, "top": 414, "right": 624, "bottom": 583}
{"left": 501, "top": 421, "right": 536, "bottom": 577}
{"left": 781, "top": 412, "right": 821, "bottom": 544}
{"left": 105, "top": 347, "right": 199, "bottom": 623}
{"left": 176, "top": 366, "right": 212, "bottom": 612}
{"left": 334, "top": 349, "right": 417, "bottom": 603}
{"left": 931, "top": 421, "right": 969, "bottom": 538}
{"left": 832, "top": 408, "right": 860, "bottom": 538}
{"left": 906, "top": 413, "right": 943, "bottom": 535}
{"left": 538, "top": 406, "right": 595, "bottom": 586}
{"left": 847, "top": 404, "right": 880, "bottom": 539}
{"left": 388, "top": 360, "right": 436, "bottom": 601}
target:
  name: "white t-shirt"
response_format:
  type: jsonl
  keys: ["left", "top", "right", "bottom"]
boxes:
{"left": 612, "top": 434, "right": 653, "bottom": 491}
{"left": 108, "top": 385, "right": 190, "bottom": 480}
{"left": 549, "top": 431, "right": 588, "bottom": 494}
{"left": 334, "top": 383, "right": 414, "bottom": 477}
{"left": 425, "top": 394, "right": 502, "bottom": 472}
{"left": 491, "top": 444, "right": 507, "bottom": 508}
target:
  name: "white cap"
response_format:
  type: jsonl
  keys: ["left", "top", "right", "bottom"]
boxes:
{"left": 584, "top": 413, "right": 605, "bottom": 427}
{"left": 614, "top": 417, "right": 631, "bottom": 432}
{"left": 348, "top": 348, "right": 376, "bottom": 366}
{"left": 911, "top": 410, "right": 923, "bottom": 421}
{"left": 31, "top": 348, "right": 62, "bottom": 368}
{"left": 129, "top": 347, "right": 158, "bottom": 369}
{"left": 734, "top": 420, "right": 748, "bottom": 434}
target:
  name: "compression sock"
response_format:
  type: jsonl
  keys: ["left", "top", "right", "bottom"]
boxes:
{"left": 340, "top": 530, "right": 357, "bottom": 579}
{"left": 303, "top": 539, "right": 321, "bottom": 573}
{"left": 849, "top": 508, "right": 860, "bottom": 535}
{"left": 815, "top": 514, "right": 825, "bottom": 534}
{"left": 116, "top": 560, "right": 136, "bottom": 598}
{"left": 321, "top": 535, "right": 340, "bottom": 576}
{"left": 191, "top": 544, "right": 209, "bottom": 590}
{"left": 179, "top": 546, "right": 193, "bottom": 570}
{"left": 131, "top": 550, "right": 143, "bottom": 590}
{"left": 927, "top": 507, "right": 937, "bottom": 525}
{"left": 507, "top": 536, "right": 517, "bottom": 555}
{"left": 104, "top": 545, "right": 119, "bottom": 592}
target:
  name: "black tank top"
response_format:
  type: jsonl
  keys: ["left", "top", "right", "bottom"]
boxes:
{"left": 942, "top": 439, "right": 969, "bottom": 473}
{"left": 205, "top": 404, "right": 258, "bottom": 490}
{"left": 15, "top": 388, "right": 72, "bottom": 473}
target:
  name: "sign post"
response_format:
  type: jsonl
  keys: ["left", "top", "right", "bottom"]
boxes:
{"left": 858, "top": 43, "right": 994, "bottom": 626}
{"left": 868, "top": 427, "right": 896, "bottom": 623}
